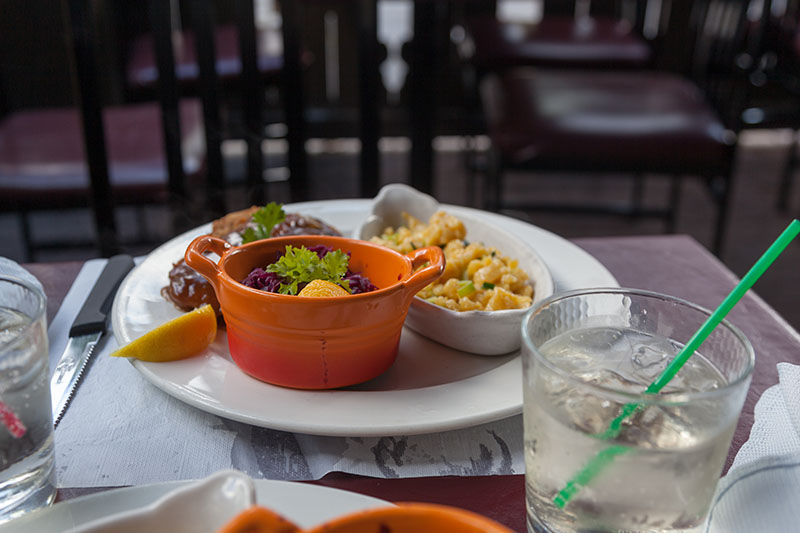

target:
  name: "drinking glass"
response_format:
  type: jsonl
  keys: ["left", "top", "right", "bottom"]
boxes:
{"left": 0, "top": 275, "right": 55, "bottom": 523}
{"left": 521, "top": 288, "right": 754, "bottom": 533}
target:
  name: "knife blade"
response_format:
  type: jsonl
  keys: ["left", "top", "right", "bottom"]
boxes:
{"left": 50, "top": 254, "right": 135, "bottom": 428}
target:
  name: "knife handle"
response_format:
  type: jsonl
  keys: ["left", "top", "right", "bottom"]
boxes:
{"left": 70, "top": 254, "right": 135, "bottom": 337}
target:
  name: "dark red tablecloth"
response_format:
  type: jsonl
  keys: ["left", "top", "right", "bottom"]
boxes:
{"left": 32, "top": 234, "right": 800, "bottom": 532}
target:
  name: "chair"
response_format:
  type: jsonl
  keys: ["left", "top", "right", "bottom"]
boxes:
{"left": 0, "top": 0, "right": 205, "bottom": 261}
{"left": 0, "top": 102, "right": 205, "bottom": 261}
{"left": 125, "top": 24, "right": 283, "bottom": 94}
{"left": 103, "top": 0, "right": 289, "bottom": 217}
{"left": 126, "top": 0, "right": 279, "bottom": 217}
{"left": 281, "top": 0, "right": 382, "bottom": 199}
{"left": 467, "top": 0, "right": 655, "bottom": 72}
{"left": 684, "top": 0, "right": 800, "bottom": 212}
{"left": 479, "top": 0, "right": 750, "bottom": 255}
{"left": 129, "top": 0, "right": 383, "bottom": 210}
{"left": 741, "top": 0, "right": 800, "bottom": 210}
{"left": 452, "top": 0, "right": 658, "bottom": 204}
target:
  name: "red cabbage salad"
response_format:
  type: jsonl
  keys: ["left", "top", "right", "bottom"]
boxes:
{"left": 242, "top": 244, "right": 377, "bottom": 295}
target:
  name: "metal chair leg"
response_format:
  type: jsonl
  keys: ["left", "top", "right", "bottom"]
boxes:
{"left": 19, "top": 212, "right": 34, "bottom": 263}
{"left": 711, "top": 175, "right": 733, "bottom": 257}
{"left": 777, "top": 137, "right": 797, "bottom": 211}
{"left": 463, "top": 136, "right": 481, "bottom": 207}
{"left": 631, "top": 174, "right": 644, "bottom": 216}
{"left": 483, "top": 149, "right": 503, "bottom": 212}
{"left": 666, "top": 175, "right": 681, "bottom": 234}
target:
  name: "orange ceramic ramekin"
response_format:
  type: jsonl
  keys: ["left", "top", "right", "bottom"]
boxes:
{"left": 185, "top": 234, "right": 444, "bottom": 389}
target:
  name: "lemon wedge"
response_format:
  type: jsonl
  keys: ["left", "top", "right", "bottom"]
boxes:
{"left": 111, "top": 304, "right": 217, "bottom": 362}
{"left": 298, "top": 279, "right": 349, "bottom": 297}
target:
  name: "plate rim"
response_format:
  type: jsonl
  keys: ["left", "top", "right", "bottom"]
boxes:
{"left": 4, "top": 478, "right": 391, "bottom": 533}
{"left": 111, "top": 199, "right": 618, "bottom": 436}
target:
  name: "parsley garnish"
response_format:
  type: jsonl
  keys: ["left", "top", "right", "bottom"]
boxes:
{"left": 266, "top": 245, "right": 352, "bottom": 295}
{"left": 241, "top": 203, "right": 286, "bottom": 244}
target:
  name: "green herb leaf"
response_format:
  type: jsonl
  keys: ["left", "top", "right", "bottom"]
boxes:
{"left": 457, "top": 280, "right": 475, "bottom": 297}
{"left": 266, "top": 245, "right": 352, "bottom": 294}
{"left": 241, "top": 203, "right": 286, "bottom": 244}
{"left": 482, "top": 282, "right": 495, "bottom": 290}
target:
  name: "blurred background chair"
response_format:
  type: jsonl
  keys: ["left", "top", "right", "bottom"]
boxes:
{"left": 467, "top": 0, "right": 656, "bottom": 72}
{"left": 454, "top": 0, "right": 660, "bottom": 203}
{"left": 112, "top": 0, "right": 287, "bottom": 218}
{"left": 0, "top": 103, "right": 204, "bottom": 261}
{"left": 731, "top": 0, "right": 800, "bottom": 211}
{"left": 477, "top": 0, "right": 763, "bottom": 255}
{"left": 0, "top": 0, "right": 205, "bottom": 261}
{"left": 125, "top": 0, "right": 383, "bottom": 212}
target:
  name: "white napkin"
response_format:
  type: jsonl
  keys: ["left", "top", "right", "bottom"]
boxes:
{"left": 51, "top": 260, "right": 525, "bottom": 488}
{"left": 706, "top": 363, "right": 800, "bottom": 532}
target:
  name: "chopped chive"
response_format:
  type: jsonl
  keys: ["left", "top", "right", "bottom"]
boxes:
{"left": 457, "top": 280, "right": 475, "bottom": 297}
{"left": 482, "top": 282, "right": 495, "bottom": 290}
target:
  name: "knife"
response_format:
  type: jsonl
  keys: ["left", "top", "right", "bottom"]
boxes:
{"left": 50, "top": 254, "right": 135, "bottom": 428}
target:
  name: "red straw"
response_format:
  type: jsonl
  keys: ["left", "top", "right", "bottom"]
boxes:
{"left": 0, "top": 400, "right": 27, "bottom": 438}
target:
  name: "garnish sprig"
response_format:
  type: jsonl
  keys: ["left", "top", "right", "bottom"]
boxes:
{"left": 242, "top": 203, "right": 286, "bottom": 244}
{"left": 266, "top": 245, "right": 352, "bottom": 295}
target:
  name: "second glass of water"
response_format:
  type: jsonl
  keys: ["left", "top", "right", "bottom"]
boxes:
{"left": 521, "top": 288, "right": 754, "bottom": 533}
{"left": 0, "top": 275, "right": 55, "bottom": 524}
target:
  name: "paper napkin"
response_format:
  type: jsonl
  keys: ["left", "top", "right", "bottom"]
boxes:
{"left": 706, "top": 363, "right": 800, "bottom": 532}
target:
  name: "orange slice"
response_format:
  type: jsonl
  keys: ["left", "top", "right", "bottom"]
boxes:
{"left": 298, "top": 279, "right": 349, "bottom": 297}
{"left": 110, "top": 304, "right": 217, "bottom": 362}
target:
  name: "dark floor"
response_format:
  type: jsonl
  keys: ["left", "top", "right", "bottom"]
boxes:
{"left": 2, "top": 131, "right": 799, "bottom": 330}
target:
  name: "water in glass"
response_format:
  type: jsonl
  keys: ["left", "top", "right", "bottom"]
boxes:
{"left": 0, "top": 294, "right": 56, "bottom": 523}
{"left": 525, "top": 326, "right": 737, "bottom": 533}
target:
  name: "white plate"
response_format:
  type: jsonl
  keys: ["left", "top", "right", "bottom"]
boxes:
{"left": 1, "top": 476, "right": 389, "bottom": 533}
{"left": 111, "top": 199, "right": 618, "bottom": 436}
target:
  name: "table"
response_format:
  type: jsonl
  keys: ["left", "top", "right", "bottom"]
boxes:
{"left": 25, "top": 234, "right": 800, "bottom": 532}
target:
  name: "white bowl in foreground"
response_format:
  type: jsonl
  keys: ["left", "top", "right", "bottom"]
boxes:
{"left": 67, "top": 470, "right": 254, "bottom": 533}
{"left": 357, "top": 184, "right": 555, "bottom": 355}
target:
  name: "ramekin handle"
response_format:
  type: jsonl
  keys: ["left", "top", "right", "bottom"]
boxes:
{"left": 402, "top": 246, "right": 445, "bottom": 296}
{"left": 184, "top": 235, "right": 231, "bottom": 293}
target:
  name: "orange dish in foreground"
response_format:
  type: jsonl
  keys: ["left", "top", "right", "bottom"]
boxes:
{"left": 220, "top": 503, "right": 514, "bottom": 533}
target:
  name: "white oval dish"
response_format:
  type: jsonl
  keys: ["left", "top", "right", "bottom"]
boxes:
{"left": 357, "top": 184, "right": 555, "bottom": 355}
{"left": 67, "top": 470, "right": 254, "bottom": 533}
{"left": 5, "top": 472, "right": 389, "bottom": 533}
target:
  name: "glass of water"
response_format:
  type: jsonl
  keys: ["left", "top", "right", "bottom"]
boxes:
{"left": 0, "top": 275, "right": 55, "bottom": 523}
{"left": 521, "top": 288, "right": 754, "bottom": 533}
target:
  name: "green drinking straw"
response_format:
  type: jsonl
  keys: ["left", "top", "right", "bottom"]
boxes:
{"left": 554, "top": 218, "right": 800, "bottom": 509}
